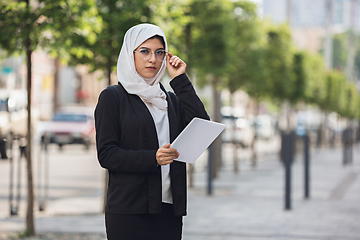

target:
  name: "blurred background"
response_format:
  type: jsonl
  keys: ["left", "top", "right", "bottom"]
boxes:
{"left": 0, "top": 0, "right": 360, "bottom": 239}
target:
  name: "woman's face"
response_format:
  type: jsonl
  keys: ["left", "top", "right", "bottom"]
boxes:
{"left": 134, "top": 38, "right": 165, "bottom": 79}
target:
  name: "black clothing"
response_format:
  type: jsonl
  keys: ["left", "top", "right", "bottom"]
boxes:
{"left": 95, "top": 73, "right": 209, "bottom": 217}
{"left": 105, "top": 203, "right": 183, "bottom": 240}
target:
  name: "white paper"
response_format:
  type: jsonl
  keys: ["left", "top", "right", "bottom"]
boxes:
{"left": 170, "top": 118, "right": 225, "bottom": 164}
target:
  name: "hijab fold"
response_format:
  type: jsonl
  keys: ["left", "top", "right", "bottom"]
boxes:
{"left": 117, "top": 23, "right": 168, "bottom": 111}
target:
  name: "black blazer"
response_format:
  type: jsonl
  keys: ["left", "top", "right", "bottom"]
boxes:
{"left": 95, "top": 73, "right": 209, "bottom": 216}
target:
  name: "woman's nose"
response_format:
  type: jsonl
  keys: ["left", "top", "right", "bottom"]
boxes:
{"left": 149, "top": 52, "right": 157, "bottom": 62}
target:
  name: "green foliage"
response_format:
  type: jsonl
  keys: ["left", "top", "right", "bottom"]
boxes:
{"left": 292, "top": 51, "right": 326, "bottom": 104}
{"left": 322, "top": 70, "right": 346, "bottom": 113}
{"left": 332, "top": 32, "right": 348, "bottom": 71}
{"left": 225, "top": 1, "right": 267, "bottom": 96}
{"left": 0, "top": 0, "right": 101, "bottom": 57}
{"left": 264, "top": 23, "right": 295, "bottom": 101}
{"left": 306, "top": 53, "right": 327, "bottom": 104}
{"left": 67, "top": 0, "right": 157, "bottom": 75}
{"left": 341, "top": 83, "right": 359, "bottom": 118}
{"left": 17, "top": 230, "right": 30, "bottom": 238}
{"left": 187, "top": 0, "right": 234, "bottom": 86}
{"left": 2, "top": 0, "right": 360, "bottom": 119}
{"left": 0, "top": 1, "right": 40, "bottom": 53}
{"left": 152, "top": 0, "right": 192, "bottom": 61}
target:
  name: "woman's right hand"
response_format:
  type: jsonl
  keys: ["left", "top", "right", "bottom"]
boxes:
{"left": 156, "top": 143, "right": 180, "bottom": 166}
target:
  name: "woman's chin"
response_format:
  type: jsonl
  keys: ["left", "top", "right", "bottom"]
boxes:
{"left": 140, "top": 72, "right": 158, "bottom": 79}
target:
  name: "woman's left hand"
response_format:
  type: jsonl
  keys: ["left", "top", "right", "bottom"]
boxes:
{"left": 167, "top": 52, "right": 186, "bottom": 79}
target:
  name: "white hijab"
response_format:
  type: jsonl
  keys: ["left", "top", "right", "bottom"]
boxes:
{"left": 117, "top": 23, "right": 168, "bottom": 111}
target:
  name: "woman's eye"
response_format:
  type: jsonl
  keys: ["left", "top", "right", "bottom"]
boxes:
{"left": 140, "top": 49, "right": 149, "bottom": 54}
{"left": 156, "top": 50, "right": 164, "bottom": 56}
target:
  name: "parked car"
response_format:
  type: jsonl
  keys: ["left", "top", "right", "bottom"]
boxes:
{"left": 254, "top": 114, "right": 275, "bottom": 140}
{"left": 222, "top": 114, "right": 255, "bottom": 147}
{"left": 42, "top": 111, "right": 95, "bottom": 150}
{"left": 0, "top": 89, "right": 28, "bottom": 159}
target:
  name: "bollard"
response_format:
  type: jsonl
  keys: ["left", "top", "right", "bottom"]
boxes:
{"left": 207, "top": 143, "right": 213, "bottom": 196}
{"left": 349, "top": 128, "right": 353, "bottom": 164}
{"left": 38, "top": 137, "right": 50, "bottom": 211}
{"left": 343, "top": 128, "right": 353, "bottom": 165}
{"left": 304, "top": 135, "right": 310, "bottom": 199}
{"left": 9, "top": 143, "right": 15, "bottom": 215}
{"left": 9, "top": 140, "right": 22, "bottom": 216}
{"left": 283, "top": 133, "right": 294, "bottom": 210}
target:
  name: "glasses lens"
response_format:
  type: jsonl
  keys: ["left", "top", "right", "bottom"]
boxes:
{"left": 156, "top": 50, "right": 166, "bottom": 61}
{"left": 137, "top": 48, "right": 166, "bottom": 61}
{"left": 139, "top": 49, "right": 150, "bottom": 60}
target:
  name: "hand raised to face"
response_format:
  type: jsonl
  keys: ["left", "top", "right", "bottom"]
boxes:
{"left": 166, "top": 52, "right": 186, "bottom": 79}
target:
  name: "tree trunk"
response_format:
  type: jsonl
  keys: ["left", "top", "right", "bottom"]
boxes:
{"left": 53, "top": 56, "right": 60, "bottom": 113}
{"left": 25, "top": 37, "right": 35, "bottom": 236}
{"left": 321, "top": 111, "right": 330, "bottom": 148}
{"left": 230, "top": 92, "right": 239, "bottom": 173}
{"left": 188, "top": 163, "right": 194, "bottom": 188}
{"left": 211, "top": 77, "right": 222, "bottom": 179}
{"left": 250, "top": 98, "right": 258, "bottom": 168}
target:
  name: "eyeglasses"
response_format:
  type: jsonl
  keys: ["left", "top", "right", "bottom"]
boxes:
{"left": 134, "top": 47, "right": 167, "bottom": 62}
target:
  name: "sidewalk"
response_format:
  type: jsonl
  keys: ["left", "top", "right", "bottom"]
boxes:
{"left": 0, "top": 145, "right": 359, "bottom": 240}
{"left": 184, "top": 146, "right": 360, "bottom": 240}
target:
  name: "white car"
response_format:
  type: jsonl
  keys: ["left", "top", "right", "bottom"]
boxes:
{"left": 0, "top": 89, "right": 27, "bottom": 159}
{"left": 222, "top": 115, "right": 255, "bottom": 147}
{"left": 254, "top": 115, "right": 274, "bottom": 139}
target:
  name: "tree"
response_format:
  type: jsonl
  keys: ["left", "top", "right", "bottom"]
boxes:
{"left": 186, "top": 0, "right": 235, "bottom": 178}
{"left": 292, "top": 51, "right": 326, "bottom": 105}
{"left": 265, "top": 23, "right": 295, "bottom": 102}
{"left": 225, "top": 1, "right": 266, "bottom": 96}
{"left": 67, "top": 0, "right": 158, "bottom": 212}
{"left": 68, "top": 0, "right": 157, "bottom": 86}
{"left": 0, "top": 0, "right": 100, "bottom": 236}
{"left": 224, "top": 1, "right": 265, "bottom": 168}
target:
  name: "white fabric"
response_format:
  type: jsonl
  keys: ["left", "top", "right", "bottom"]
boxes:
{"left": 143, "top": 101, "right": 173, "bottom": 204}
{"left": 117, "top": 23, "right": 168, "bottom": 111}
{"left": 117, "top": 23, "right": 172, "bottom": 204}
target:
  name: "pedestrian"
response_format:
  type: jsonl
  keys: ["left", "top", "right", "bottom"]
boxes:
{"left": 94, "top": 23, "right": 209, "bottom": 240}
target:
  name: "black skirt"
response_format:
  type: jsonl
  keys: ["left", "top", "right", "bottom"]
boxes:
{"left": 105, "top": 203, "right": 183, "bottom": 240}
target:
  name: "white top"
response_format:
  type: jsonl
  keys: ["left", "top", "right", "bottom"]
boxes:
{"left": 143, "top": 101, "right": 173, "bottom": 204}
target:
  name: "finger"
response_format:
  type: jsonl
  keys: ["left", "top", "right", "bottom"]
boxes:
{"left": 170, "top": 57, "right": 178, "bottom": 66}
{"left": 158, "top": 155, "right": 176, "bottom": 162}
{"left": 160, "top": 146, "right": 178, "bottom": 153}
{"left": 169, "top": 55, "right": 179, "bottom": 64}
{"left": 159, "top": 149, "right": 179, "bottom": 156}
{"left": 158, "top": 160, "right": 173, "bottom": 166}
{"left": 160, "top": 156, "right": 176, "bottom": 162}
{"left": 158, "top": 152, "right": 179, "bottom": 160}
{"left": 158, "top": 147, "right": 178, "bottom": 154}
{"left": 162, "top": 143, "right": 171, "bottom": 148}
{"left": 173, "top": 58, "right": 182, "bottom": 67}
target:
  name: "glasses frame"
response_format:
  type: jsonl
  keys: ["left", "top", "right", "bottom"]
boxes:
{"left": 134, "top": 47, "right": 167, "bottom": 62}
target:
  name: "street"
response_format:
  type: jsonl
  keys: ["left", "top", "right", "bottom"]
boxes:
{"left": 0, "top": 138, "right": 360, "bottom": 240}
{"left": 0, "top": 137, "right": 280, "bottom": 219}
{"left": 0, "top": 142, "right": 104, "bottom": 219}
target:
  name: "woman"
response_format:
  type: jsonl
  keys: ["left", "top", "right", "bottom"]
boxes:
{"left": 95, "top": 23, "right": 209, "bottom": 240}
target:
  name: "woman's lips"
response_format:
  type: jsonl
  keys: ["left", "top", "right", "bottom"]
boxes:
{"left": 146, "top": 66, "right": 156, "bottom": 71}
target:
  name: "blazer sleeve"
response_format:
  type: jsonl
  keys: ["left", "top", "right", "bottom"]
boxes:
{"left": 95, "top": 87, "right": 159, "bottom": 173}
{"left": 170, "top": 73, "right": 210, "bottom": 125}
